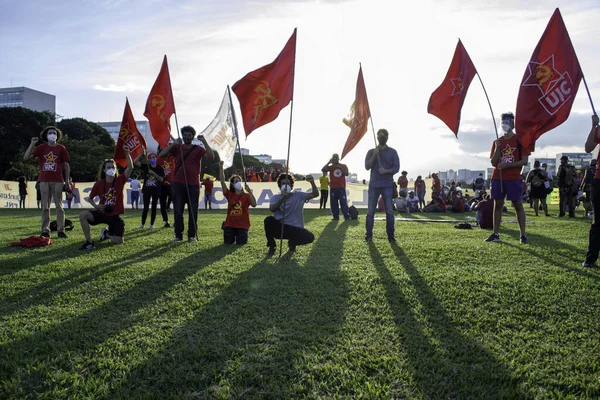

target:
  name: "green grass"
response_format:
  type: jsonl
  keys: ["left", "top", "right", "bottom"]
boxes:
{"left": 0, "top": 206, "right": 598, "bottom": 399}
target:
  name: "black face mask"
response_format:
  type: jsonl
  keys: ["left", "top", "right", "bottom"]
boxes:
{"left": 183, "top": 134, "right": 194, "bottom": 144}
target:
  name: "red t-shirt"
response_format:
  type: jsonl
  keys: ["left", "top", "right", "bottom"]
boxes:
{"left": 224, "top": 189, "right": 251, "bottom": 229}
{"left": 328, "top": 163, "right": 348, "bottom": 188}
{"left": 432, "top": 177, "right": 441, "bottom": 192}
{"left": 202, "top": 180, "right": 214, "bottom": 193}
{"left": 399, "top": 176, "right": 408, "bottom": 189}
{"left": 90, "top": 174, "right": 128, "bottom": 216}
{"left": 32, "top": 143, "right": 70, "bottom": 183}
{"left": 168, "top": 144, "right": 206, "bottom": 186}
{"left": 415, "top": 180, "right": 426, "bottom": 193}
{"left": 490, "top": 134, "right": 530, "bottom": 181}
{"left": 157, "top": 156, "right": 176, "bottom": 183}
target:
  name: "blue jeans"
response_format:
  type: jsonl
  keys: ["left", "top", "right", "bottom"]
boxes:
{"left": 330, "top": 187, "right": 349, "bottom": 219}
{"left": 366, "top": 185, "right": 395, "bottom": 239}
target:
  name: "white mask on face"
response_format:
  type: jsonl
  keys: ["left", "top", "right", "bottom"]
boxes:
{"left": 501, "top": 121, "right": 512, "bottom": 133}
{"left": 47, "top": 133, "right": 57, "bottom": 142}
{"left": 105, "top": 168, "right": 116, "bottom": 177}
{"left": 281, "top": 184, "right": 292, "bottom": 193}
{"left": 234, "top": 182, "right": 243, "bottom": 191}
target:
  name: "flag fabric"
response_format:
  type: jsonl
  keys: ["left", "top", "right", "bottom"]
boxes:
{"left": 515, "top": 8, "right": 583, "bottom": 150}
{"left": 232, "top": 29, "right": 296, "bottom": 136}
{"left": 427, "top": 39, "right": 477, "bottom": 136}
{"left": 199, "top": 88, "right": 237, "bottom": 169}
{"left": 341, "top": 66, "right": 371, "bottom": 159}
{"left": 144, "top": 55, "right": 176, "bottom": 148}
{"left": 114, "top": 98, "right": 146, "bottom": 168}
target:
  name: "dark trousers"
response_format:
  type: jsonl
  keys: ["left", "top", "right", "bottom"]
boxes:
{"left": 160, "top": 184, "right": 172, "bottom": 222}
{"left": 172, "top": 182, "right": 199, "bottom": 239}
{"left": 141, "top": 190, "right": 160, "bottom": 226}
{"left": 585, "top": 179, "right": 600, "bottom": 263}
{"left": 224, "top": 226, "right": 248, "bottom": 245}
{"left": 559, "top": 186, "right": 575, "bottom": 216}
{"left": 330, "top": 187, "right": 349, "bottom": 219}
{"left": 320, "top": 189, "right": 328, "bottom": 209}
{"left": 264, "top": 216, "right": 314, "bottom": 248}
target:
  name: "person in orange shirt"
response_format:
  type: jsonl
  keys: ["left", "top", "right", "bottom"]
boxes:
{"left": 397, "top": 171, "right": 409, "bottom": 197}
{"left": 218, "top": 161, "right": 256, "bottom": 244}
{"left": 201, "top": 176, "right": 214, "bottom": 210}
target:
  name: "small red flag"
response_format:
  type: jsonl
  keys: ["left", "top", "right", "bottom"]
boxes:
{"left": 232, "top": 29, "right": 296, "bottom": 136}
{"left": 114, "top": 98, "right": 146, "bottom": 168}
{"left": 144, "top": 55, "right": 176, "bottom": 148}
{"left": 341, "top": 66, "right": 371, "bottom": 159}
{"left": 515, "top": 8, "right": 583, "bottom": 151}
{"left": 427, "top": 39, "right": 477, "bottom": 136}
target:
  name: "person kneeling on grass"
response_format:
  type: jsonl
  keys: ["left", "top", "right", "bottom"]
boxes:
{"left": 264, "top": 173, "right": 319, "bottom": 255}
{"left": 79, "top": 148, "right": 133, "bottom": 250}
{"left": 218, "top": 161, "right": 257, "bottom": 245}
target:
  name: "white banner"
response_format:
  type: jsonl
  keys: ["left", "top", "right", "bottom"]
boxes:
{"left": 199, "top": 88, "right": 236, "bottom": 169}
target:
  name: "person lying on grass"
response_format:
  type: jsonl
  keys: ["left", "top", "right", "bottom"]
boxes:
{"left": 218, "top": 160, "right": 257, "bottom": 245}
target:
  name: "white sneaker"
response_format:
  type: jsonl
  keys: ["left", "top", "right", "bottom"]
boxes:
{"left": 150, "top": 225, "right": 155, "bottom": 229}
{"left": 138, "top": 224, "right": 145, "bottom": 230}
{"left": 188, "top": 237, "right": 197, "bottom": 242}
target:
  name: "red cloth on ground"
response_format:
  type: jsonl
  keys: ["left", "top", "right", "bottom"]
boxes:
{"left": 11, "top": 236, "right": 52, "bottom": 247}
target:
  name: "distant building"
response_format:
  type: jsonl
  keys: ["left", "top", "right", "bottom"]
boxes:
{"left": 97, "top": 120, "right": 157, "bottom": 151}
{"left": 486, "top": 168, "right": 494, "bottom": 180}
{"left": 252, "top": 154, "right": 272, "bottom": 164}
{"left": 240, "top": 148, "right": 250, "bottom": 156}
{"left": 0, "top": 86, "right": 55, "bottom": 113}
{"left": 556, "top": 152, "right": 593, "bottom": 172}
{"left": 271, "top": 159, "right": 286, "bottom": 166}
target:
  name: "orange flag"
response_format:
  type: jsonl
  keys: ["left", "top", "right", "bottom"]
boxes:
{"left": 144, "top": 55, "right": 176, "bottom": 148}
{"left": 114, "top": 98, "right": 147, "bottom": 168}
{"left": 232, "top": 29, "right": 296, "bottom": 136}
{"left": 341, "top": 66, "right": 371, "bottom": 159}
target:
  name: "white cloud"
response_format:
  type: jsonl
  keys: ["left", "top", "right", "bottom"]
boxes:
{"left": 92, "top": 83, "right": 147, "bottom": 92}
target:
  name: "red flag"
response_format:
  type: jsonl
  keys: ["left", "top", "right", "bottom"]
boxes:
{"left": 516, "top": 8, "right": 583, "bottom": 151}
{"left": 144, "top": 55, "right": 176, "bottom": 148}
{"left": 232, "top": 29, "right": 296, "bottom": 136}
{"left": 427, "top": 39, "right": 477, "bottom": 136}
{"left": 341, "top": 66, "right": 371, "bottom": 159}
{"left": 114, "top": 98, "right": 146, "bottom": 168}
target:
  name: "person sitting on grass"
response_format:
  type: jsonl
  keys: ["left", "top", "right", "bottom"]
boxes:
{"left": 78, "top": 147, "right": 133, "bottom": 250}
{"left": 423, "top": 193, "right": 446, "bottom": 212}
{"left": 218, "top": 161, "right": 257, "bottom": 245}
{"left": 474, "top": 194, "right": 494, "bottom": 230}
{"left": 395, "top": 192, "right": 408, "bottom": 213}
{"left": 406, "top": 190, "right": 420, "bottom": 213}
{"left": 264, "top": 173, "right": 318, "bottom": 255}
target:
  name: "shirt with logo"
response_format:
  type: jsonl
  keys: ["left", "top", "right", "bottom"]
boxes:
{"left": 327, "top": 164, "right": 348, "bottom": 188}
{"left": 32, "top": 143, "right": 70, "bottom": 183}
{"left": 224, "top": 189, "right": 252, "bottom": 229}
{"left": 90, "top": 174, "right": 128, "bottom": 216}
{"left": 489, "top": 134, "right": 529, "bottom": 181}
{"left": 168, "top": 144, "right": 207, "bottom": 186}
{"left": 157, "top": 156, "right": 176, "bottom": 183}
{"left": 142, "top": 164, "right": 164, "bottom": 194}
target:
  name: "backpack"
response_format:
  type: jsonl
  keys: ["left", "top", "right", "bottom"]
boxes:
{"left": 531, "top": 172, "right": 542, "bottom": 188}
{"left": 50, "top": 219, "right": 74, "bottom": 231}
{"left": 348, "top": 205, "right": 359, "bottom": 220}
{"left": 564, "top": 166, "right": 575, "bottom": 186}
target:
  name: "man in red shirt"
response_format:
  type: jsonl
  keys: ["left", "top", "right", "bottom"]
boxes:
{"left": 201, "top": 177, "right": 214, "bottom": 210}
{"left": 398, "top": 171, "right": 409, "bottom": 197}
{"left": 78, "top": 147, "right": 133, "bottom": 249}
{"left": 321, "top": 153, "right": 350, "bottom": 220}
{"left": 23, "top": 126, "right": 71, "bottom": 238}
{"left": 486, "top": 112, "right": 530, "bottom": 244}
{"left": 159, "top": 126, "right": 214, "bottom": 242}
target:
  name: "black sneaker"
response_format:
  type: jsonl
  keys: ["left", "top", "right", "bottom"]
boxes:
{"left": 520, "top": 235, "right": 528, "bottom": 244}
{"left": 164, "top": 222, "right": 171, "bottom": 228}
{"left": 582, "top": 260, "right": 597, "bottom": 268}
{"left": 99, "top": 227, "right": 109, "bottom": 241}
{"left": 41, "top": 231, "right": 50, "bottom": 238}
{"left": 80, "top": 241, "right": 95, "bottom": 250}
{"left": 288, "top": 242, "right": 297, "bottom": 252}
{"left": 388, "top": 236, "right": 396, "bottom": 243}
{"left": 57, "top": 232, "right": 68, "bottom": 239}
{"left": 331, "top": 217, "right": 340, "bottom": 221}
{"left": 364, "top": 236, "right": 372, "bottom": 242}
{"left": 267, "top": 246, "right": 276, "bottom": 256}
{"left": 484, "top": 233, "right": 500, "bottom": 242}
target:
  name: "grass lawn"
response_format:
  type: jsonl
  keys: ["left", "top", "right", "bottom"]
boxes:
{"left": 0, "top": 205, "right": 598, "bottom": 399}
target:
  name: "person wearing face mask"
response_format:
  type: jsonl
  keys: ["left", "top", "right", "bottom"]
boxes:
{"left": 78, "top": 148, "right": 133, "bottom": 250}
{"left": 321, "top": 153, "right": 350, "bottom": 220}
{"left": 218, "top": 161, "right": 257, "bottom": 245}
{"left": 264, "top": 173, "right": 319, "bottom": 255}
{"left": 24, "top": 126, "right": 71, "bottom": 238}
{"left": 158, "top": 125, "right": 214, "bottom": 242}
{"left": 364, "top": 128, "right": 400, "bottom": 242}
{"left": 486, "top": 112, "right": 530, "bottom": 244}
{"left": 138, "top": 152, "right": 164, "bottom": 229}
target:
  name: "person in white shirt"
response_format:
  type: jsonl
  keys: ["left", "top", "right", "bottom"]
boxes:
{"left": 130, "top": 176, "right": 141, "bottom": 209}
{"left": 406, "top": 191, "right": 420, "bottom": 212}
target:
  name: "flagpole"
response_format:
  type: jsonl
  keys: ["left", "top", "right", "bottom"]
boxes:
{"left": 582, "top": 75, "right": 597, "bottom": 115}
{"left": 361, "top": 63, "right": 383, "bottom": 171}
{"left": 227, "top": 85, "right": 247, "bottom": 181}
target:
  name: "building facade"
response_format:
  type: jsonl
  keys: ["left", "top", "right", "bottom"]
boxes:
{"left": 97, "top": 120, "right": 157, "bottom": 152}
{"left": 0, "top": 87, "right": 55, "bottom": 113}
{"left": 556, "top": 153, "right": 593, "bottom": 172}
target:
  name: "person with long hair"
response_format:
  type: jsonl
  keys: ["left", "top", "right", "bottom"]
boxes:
{"left": 218, "top": 161, "right": 256, "bottom": 245}
{"left": 138, "top": 152, "right": 164, "bottom": 229}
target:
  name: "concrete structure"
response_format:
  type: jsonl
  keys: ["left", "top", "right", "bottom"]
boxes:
{"left": 271, "top": 159, "right": 286, "bottom": 166}
{"left": 252, "top": 154, "right": 272, "bottom": 164}
{"left": 97, "top": 120, "right": 157, "bottom": 152}
{"left": 240, "top": 148, "right": 250, "bottom": 156}
{"left": 0, "top": 87, "right": 55, "bottom": 113}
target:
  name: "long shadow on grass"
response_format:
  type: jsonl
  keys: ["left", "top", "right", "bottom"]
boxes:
{"left": 107, "top": 222, "right": 350, "bottom": 399}
{"left": 0, "top": 244, "right": 237, "bottom": 396}
{"left": 369, "top": 243, "right": 523, "bottom": 398}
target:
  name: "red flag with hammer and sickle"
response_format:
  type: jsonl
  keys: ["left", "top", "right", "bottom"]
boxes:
{"left": 114, "top": 98, "right": 146, "bottom": 168}
{"left": 144, "top": 55, "right": 176, "bottom": 148}
{"left": 232, "top": 29, "right": 296, "bottom": 136}
{"left": 515, "top": 8, "right": 583, "bottom": 151}
{"left": 341, "top": 65, "right": 371, "bottom": 159}
{"left": 427, "top": 39, "right": 477, "bottom": 136}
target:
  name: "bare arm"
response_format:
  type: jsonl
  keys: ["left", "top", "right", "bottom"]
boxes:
{"left": 365, "top": 148, "right": 379, "bottom": 170}
{"left": 23, "top": 137, "right": 38, "bottom": 161}
{"left": 158, "top": 141, "right": 178, "bottom": 158}
{"left": 585, "top": 114, "right": 599, "bottom": 153}
{"left": 218, "top": 161, "right": 227, "bottom": 192}
{"left": 306, "top": 176, "right": 319, "bottom": 200}
{"left": 123, "top": 146, "right": 134, "bottom": 178}
{"left": 245, "top": 183, "right": 257, "bottom": 207}
{"left": 198, "top": 135, "right": 214, "bottom": 159}
{"left": 490, "top": 140, "right": 501, "bottom": 167}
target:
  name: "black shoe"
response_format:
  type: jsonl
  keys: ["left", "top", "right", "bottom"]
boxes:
{"left": 520, "top": 235, "right": 528, "bottom": 244}
{"left": 568, "top": 214, "right": 575, "bottom": 218}
{"left": 41, "top": 231, "right": 50, "bottom": 238}
{"left": 164, "top": 222, "right": 171, "bottom": 228}
{"left": 288, "top": 242, "right": 297, "bottom": 252}
{"left": 57, "top": 232, "right": 68, "bottom": 239}
{"left": 388, "top": 236, "right": 396, "bottom": 243}
{"left": 331, "top": 217, "right": 339, "bottom": 221}
{"left": 267, "top": 246, "right": 276, "bottom": 256}
{"left": 582, "top": 260, "right": 597, "bottom": 268}
{"left": 364, "top": 236, "right": 372, "bottom": 242}
{"left": 80, "top": 241, "right": 95, "bottom": 250}
{"left": 485, "top": 233, "right": 500, "bottom": 242}
{"left": 557, "top": 214, "right": 565, "bottom": 218}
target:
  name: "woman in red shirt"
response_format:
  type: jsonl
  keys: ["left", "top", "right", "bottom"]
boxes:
{"left": 218, "top": 161, "right": 257, "bottom": 245}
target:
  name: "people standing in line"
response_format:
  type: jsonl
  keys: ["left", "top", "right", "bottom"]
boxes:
{"left": 23, "top": 126, "right": 71, "bottom": 238}
{"left": 158, "top": 125, "right": 214, "bottom": 242}
{"left": 319, "top": 171, "right": 329, "bottom": 210}
{"left": 130, "top": 175, "right": 141, "bottom": 209}
{"left": 157, "top": 150, "right": 175, "bottom": 227}
{"left": 583, "top": 114, "right": 600, "bottom": 267}
{"left": 218, "top": 161, "right": 257, "bottom": 245}
{"left": 138, "top": 152, "right": 164, "bottom": 230}
{"left": 557, "top": 155, "right": 576, "bottom": 218}
{"left": 414, "top": 175, "right": 426, "bottom": 210}
{"left": 526, "top": 160, "right": 550, "bottom": 217}
{"left": 485, "top": 112, "right": 529, "bottom": 244}
{"left": 364, "top": 129, "right": 400, "bottom": 242}
{"left": 264, "top": 173, "right": 319, "bottom": 255}
{"left": 18, "top": 176, "right": 27, "bottom": 209}
{"left": 321, "top": 153, "right": 350, "bottom": 220}
{"left": 201, "top": 176, "right": 214, "bottom": 210}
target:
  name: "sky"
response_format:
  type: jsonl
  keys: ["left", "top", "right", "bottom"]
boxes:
{"left": 1, "top": 0, "right": 599, "bottom": 181}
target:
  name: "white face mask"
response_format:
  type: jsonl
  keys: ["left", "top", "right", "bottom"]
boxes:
{"left": 501, "top": 122, "right": 512, "bottom": 133}
{"left": 234, "top": 182, "right": 243, "bottom": 191}
{"left": 281, "top": 184, "right": 292, "bottom": 193}
{"left": 105, "top": 168, "right": 116, "bottom": 177}
{"left": 47, "top": 133, "right": 57, "bottom": 142}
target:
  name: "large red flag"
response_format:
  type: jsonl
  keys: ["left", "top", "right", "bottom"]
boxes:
{"left": 341, "top": 66, "right": 371, "bottom": 159}
{"left": 232, "top": 29, "right": 296, "bottom": 136}
{"left": 515, "top": 8, "right": 583, "bottom": 151}
{"left": 114, "top": 98, "right": 146, "bottom": 168}
{"left": 144, "top": 55, "right": 176, "bottom": 148}
{"left": 427, "top": 39, "right": 477, "bottom": 136}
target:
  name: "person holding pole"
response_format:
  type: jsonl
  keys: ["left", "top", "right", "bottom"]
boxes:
{"left": 582, "top": 114, "right": 600, "bottom": 267}
{"left": 218, "top": 161, "right": 256, "bottom": 245}
{"left": 486, "top": 112, "right": 529, "bottom": 244}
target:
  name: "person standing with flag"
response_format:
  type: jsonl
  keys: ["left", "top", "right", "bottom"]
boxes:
{"left": 364, "top": 129, "right": 400, "bottom": 242}
{"left": 321, "top": 153, "right": 350, "bottom": 220}
{"left": 583, "top": 114, "right": 600, "bottom": 267}
{"left": 485, "top": 112, "right": 530, "bottom": 244}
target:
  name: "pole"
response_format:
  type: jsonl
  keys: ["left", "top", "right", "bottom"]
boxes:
{"left": 582, "top": 74, "right": 597, "bottom": 116}
{"left": 227, "top": 85, "right": 247, "bottom": 181}
{"left": 476, "top": 71, "right": 503, "bottom": 191}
